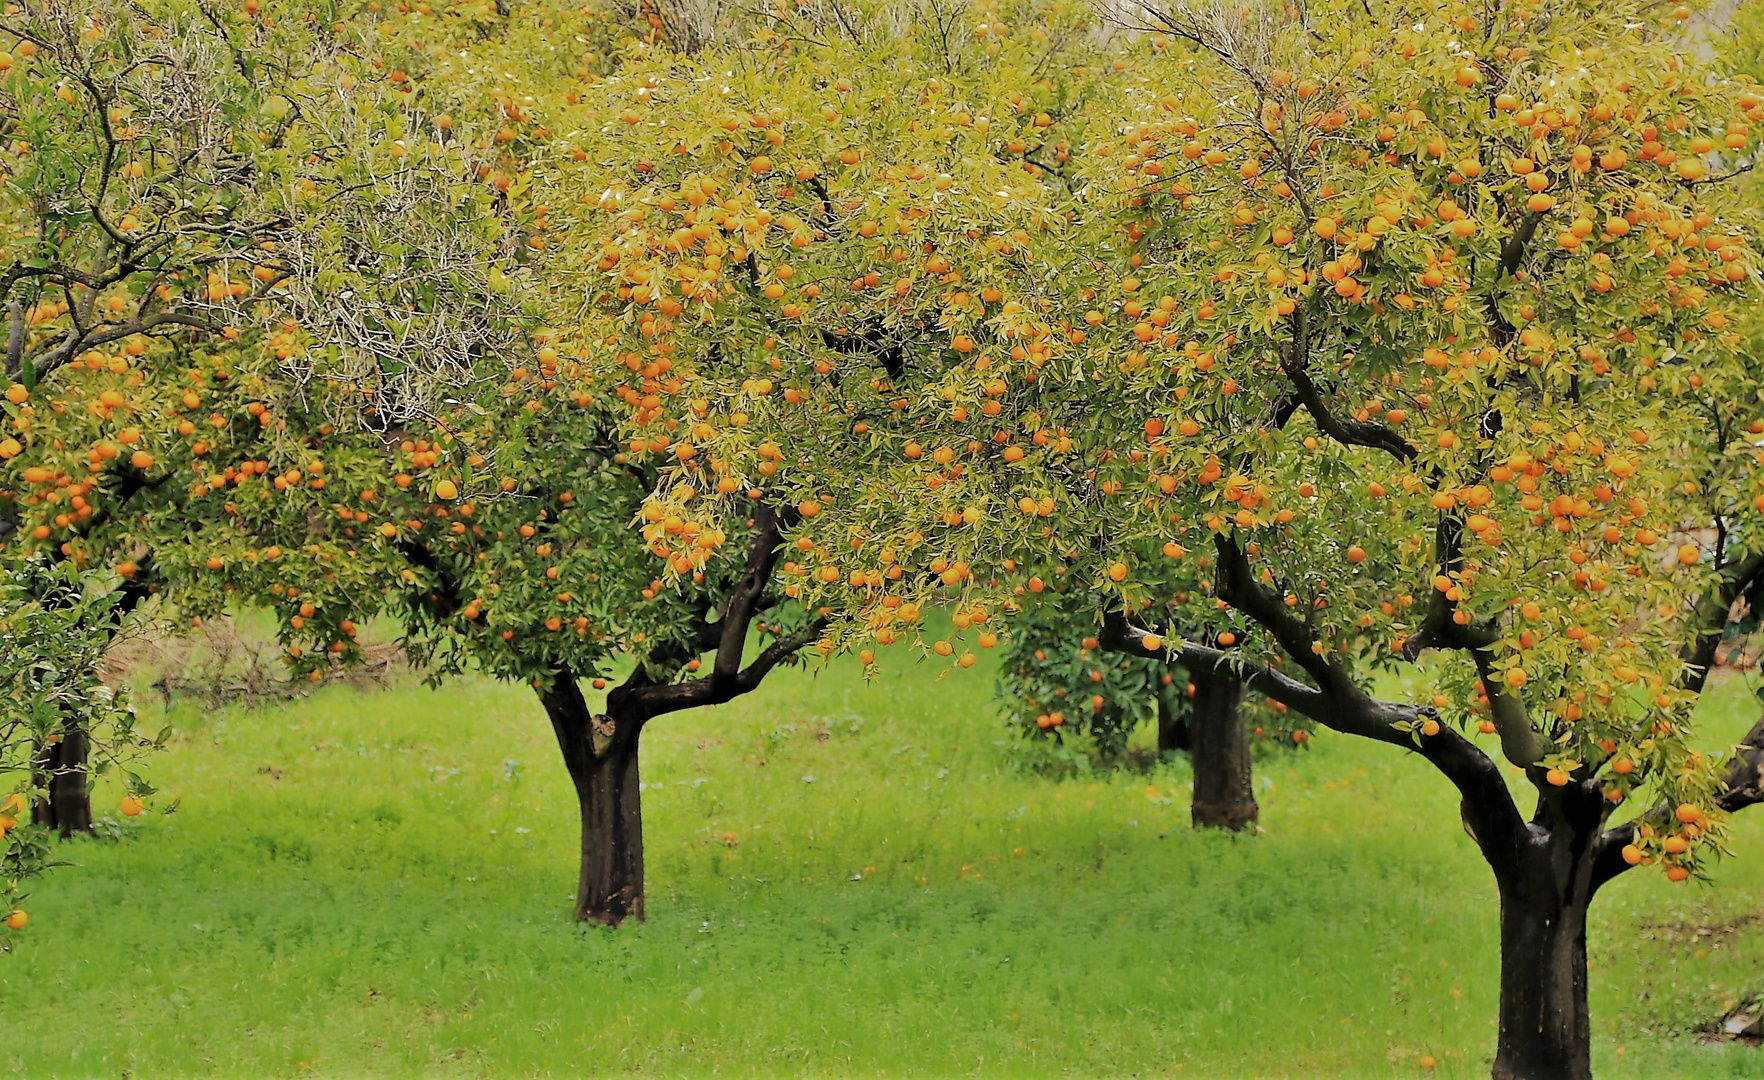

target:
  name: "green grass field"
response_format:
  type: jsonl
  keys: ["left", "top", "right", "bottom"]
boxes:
{"left": 4, "top": 646, "right": 1764, "bottom": 1078}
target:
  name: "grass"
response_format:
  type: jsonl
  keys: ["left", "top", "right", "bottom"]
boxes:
{"left": 3, "top": 643, "right": 1764, "bottom": 1079}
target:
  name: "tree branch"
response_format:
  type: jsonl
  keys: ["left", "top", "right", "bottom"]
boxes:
{"left": 1400, "top": 516, "right": 1498, "bottom": 659}
{"left": 1278, "top": 337, "right": 1416, "bottom": 462}
{"left": 1211, "top": 532, "right": 1366, "bottom": 708}
{"left": 617, "top": 502, "right": 815, "bottom": 720}
{"left": 1098, "top": 605, "right": 1529, "bottom": 878}
{"left": 1592, "top": 710, "right": 1764, "bottom": 892}
{"left": 1681, "top": 550, "right": 1764, "bottom": 694}
{"left": 1099, "top": 611, "right": 1333, "bottom": 722}
{"left": 712, "top": 503, "right": 788, "bottom": 681}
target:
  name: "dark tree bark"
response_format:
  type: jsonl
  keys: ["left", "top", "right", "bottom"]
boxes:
{"left": 1484, "top": 783, "right": 1608, "bottom": 1080}
{"left": 1188, "top": 669, "right": 1255, "bottom": 831}
{"left": 22, "top": 554, "right": 155, "bottom": 838}
{"left": 538, "top": 674, "right": 646, "bottom": 926}
{"left": 520, "top": 504, "right": 824, "bottom": 926}
{"left": 1493, "top": 883, "right": 1592, "bottom": 1080}
{"left": 1156, "top": 691, "right": 1190, "bottom": 753}
{"left": 30, "top": 726, "right": 93, "bottom": 836}
{"left": 1093, "top": 439, "right": 1764, "bottom": 1079}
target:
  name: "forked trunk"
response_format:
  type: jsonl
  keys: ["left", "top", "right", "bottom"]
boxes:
{"left": 1188, "top": 669, "right": 1256, "bottom": 830}
{"left": 1156, "top": 692, "right": 1191, "bottom": 753}
{"left": 538, "top": 675, "right": 646, "bottom": 926}
{"left": 31, "top": 724, "right": 93, "bottom": 836}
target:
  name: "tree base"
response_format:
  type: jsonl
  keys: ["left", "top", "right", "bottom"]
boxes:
{"left": 1192, "top": 799, "right": 1259, "bottom": 831}
{"left": 1189, "top": 670, "right": 1256, "bottom": 832}
{"left": 32, "top": 731, "right": 93, "bottom": 837}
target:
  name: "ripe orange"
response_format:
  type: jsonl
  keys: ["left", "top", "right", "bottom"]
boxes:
{"left": 119, "top": 794, "right": 143, "bottom": 817}
{"left": 5, "top": 909, "right": 26, "bottom": 930}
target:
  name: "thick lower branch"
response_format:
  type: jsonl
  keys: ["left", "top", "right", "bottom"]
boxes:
{"left": 1100, "top": 608, "right": 1527, "bottom": 878}
{"left": 1592, "top": 711, "right": 1764, "bottom": 892}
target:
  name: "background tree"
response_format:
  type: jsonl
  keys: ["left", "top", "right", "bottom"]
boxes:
{"left": 997, "top": 588, "right": 1309, "bottom": 829}
{"left": 0, "top": 561, "right": 161, "bottom": 948}
{"left": 0, "top": 0, "right": 331, "bottom": 830}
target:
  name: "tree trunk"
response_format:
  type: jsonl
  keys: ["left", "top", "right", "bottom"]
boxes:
{"left": 1482, "top": 784, "right": 1607, "bottom": 1080}
{"left": 1156, "top": 691, "right": 1190, "bottom": 753}
{"left": 31, "top": 724, "right": 93, "bottom": 837}
{"left": 537, "top": 675, "right": 645, "bottom": 926}
{"left": 1188, "top": 670, "right": 1256, "bottom": 830}
{"left": 1492, "top": 887, "right": 1591, "bottom": 1080}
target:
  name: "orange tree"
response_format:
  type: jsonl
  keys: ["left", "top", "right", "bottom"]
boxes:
{"left": 0, "top": 561, "right": 161, "bottom": 947}
{"left": 487, "top": 0, "right": 1120, "bottom": 916}
{"left": 0, "top": 0, "right": 336, "bottom": 831}
{"left": 0, "top": 0, "right": 847, "bottom": 928}
{"left": 240, "top": 0, "right": 836, "bottom": 928}
{"left": 629, "top": 0, "right": 1764, "bottom": 1074}
{"left": 997, "top": 588, "right": 1309, "bottom": 828}
{"left": 0, "top": 0, "right": 489, "bottom": 868}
